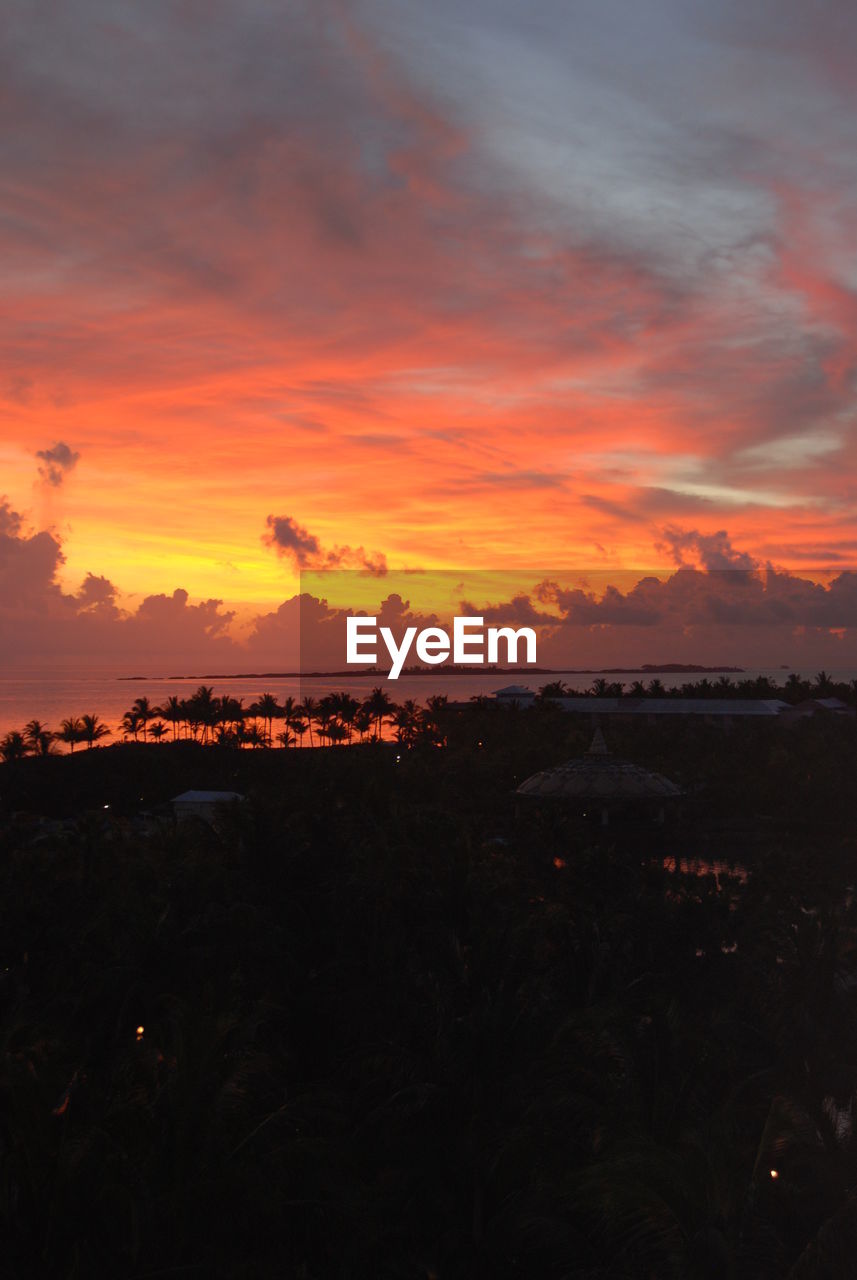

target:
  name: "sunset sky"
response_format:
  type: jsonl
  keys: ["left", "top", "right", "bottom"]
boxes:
{"left": 2, "top": 0, "right": 857, "bottom": 668}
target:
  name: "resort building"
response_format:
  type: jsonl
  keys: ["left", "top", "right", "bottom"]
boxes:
{"left": 171, "top": 790, "right": 245, "bottom": 825}
{"left": 493, "top": 689, "right": 791, "bottom": 726}
{"left": 515, "top": 729, "right": 682, "bottom": 826}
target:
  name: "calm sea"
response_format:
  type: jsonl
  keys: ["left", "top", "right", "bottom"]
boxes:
{"left": 1, "top": 667, "right": 855, "bottom": 749}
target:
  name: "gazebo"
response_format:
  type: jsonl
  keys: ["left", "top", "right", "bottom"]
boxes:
{"left": 515, "top": 730, "right": 681, "bottom": 825}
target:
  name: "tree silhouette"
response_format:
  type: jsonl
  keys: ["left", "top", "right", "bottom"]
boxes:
{"left": 131, "top": 695, "right": 154, "bottom": 741}
{"left": 121, "top": 709, "right": 142, "bottom": 741}
{"left": 252, "top": 692, "right": 281, "bottom": 745}
{"left": 365, "top": 686, "right": 396, "bottom": 740}
{"left": 299, "top": 696, "right": 318, "bottom": 747}
{"left": 158, "top": 695, "right": 185, "bottom": 740}
{"left": 23, "top": 719, "right": 54, "bottom": 755}
{"left": 0, "top": 729, "right": 27, "bottom": 761}
{"left": 80, "top": 713, "right": 111, "bottom": 749}
{"left": 393, "top": 699, "right": 422, "bottom": 744}
{"left": 58, "top": 716, "right": 84, "bottom": 753}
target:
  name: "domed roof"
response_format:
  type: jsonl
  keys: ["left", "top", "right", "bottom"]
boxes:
{"left": 516, "top": 730, "right": 681, "bottom": 801}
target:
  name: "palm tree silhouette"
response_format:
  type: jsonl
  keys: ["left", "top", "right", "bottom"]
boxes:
{"left": 159, "top": 695, "right": 185, "bottom": 740}
{"left": 332, "top": 692, "right": 360, "bottom": 743}
{"left": 58, "top": 716, "right": 84, "bottom": 753}
{"left": 393, "top": 699, "right": 422, "bottom": 744}
{"left": 299, "top": 696, "right": 318, "bottom": 747}
{"left": 121, "top": 709, "right": 142, "bottom": 741}
{"left": 0, "top": 730, "right": 27, "bottom": 761}
{"left": 186, "top": 686, "right": 216, "bottom": 742}
{"left": 365, "top": 687, "right": 395, "bottom": 740}
{"left": 354, "top": 704, "right": 373, "bottom": 742}
{"left": 252, "top": 693, "right": 281, "bottom": 746}
{"left": 80, "top": 714, "right": 111, "bottom": 749}
{"left": 131, "top": 695, "right": 154, "bottom": 741}
{"left": 291, "top": 718, "right": 308, "bottom": 747}
{"left": 23, "top": 719, "right": 54, "bottom": 755}
{"left": 814, "top": 670, "right": 834, "bottom": 696}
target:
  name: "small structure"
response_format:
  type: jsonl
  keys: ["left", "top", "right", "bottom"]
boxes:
{"left": 171, "top": 790, "right": 244, "bottom": 826}
{"left": 494, "top": 684, "right": 535, "bottom": 701}
{"left": 780, "top": 697, "right": 856, "bottom": 723}
{"left": 515, "top": 730, "right": 681, "bottom": 826}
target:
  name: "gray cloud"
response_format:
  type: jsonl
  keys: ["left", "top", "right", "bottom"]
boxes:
{"left": 263, "top": 514, "right": 387, "bottom": 576}
{"left": 36, "top": 441, "right": 80, "bottom": 487}
{"left": 657, "top": 526, "right": 757, "bottom": 570}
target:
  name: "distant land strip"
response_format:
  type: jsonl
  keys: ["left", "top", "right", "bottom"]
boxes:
{"left": 117, "top": 664, "right": 747, "bottom": 681}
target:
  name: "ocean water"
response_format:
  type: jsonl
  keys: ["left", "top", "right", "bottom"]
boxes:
{"left": 1, "top": 667, "right": 855, "bottom": 749}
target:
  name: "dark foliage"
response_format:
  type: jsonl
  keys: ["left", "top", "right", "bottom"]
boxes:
{"left": 0, "top": 713, "right": 856, "bottom": 1277}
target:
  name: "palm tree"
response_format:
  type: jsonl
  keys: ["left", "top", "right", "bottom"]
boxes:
{"left": 23, "top": 719, "right": 54, "bottom": 756}
{"left": 159, "top": 695, "right": 185, "bottom": 740}
{"left": 364, "top": 687, "right": 395, "bottom": 740}
{"left": 0, "top": 730, "right": 27, "bottom": 762}
{"left": 786, "top": 672, "right": 808, "bottom": 700}
{"left": 149, "top": 722, "right": 167, "bottom": 742}
{"left": 80, "top": 714, "right": 111, "bottom": 749}
{"left": 332, "top": 692, "right": 360, "bottom": 742}
{"left": 212, "top": 695, "right": 244, "bottom": 740}
{"left": 282, "top": 696, "right": 305, "bottom": 747}
{"left": 814, "top": 670, "right": 834, "bottom": 697}
{"left": 187, "top": 686, "right": 217, "bottom": 742}
{"left": 252, "top": 693, "right": 281, "bottom": 745}
{"left": 299, "top": 696, "right": 318, "bottom": 747}
{"left": 121, "top": 709, "right": 142, "bottom": 742}
{"left": 58, "top": 716, "right": 85, "bottom": 753}
{"left": 316, "top": 698, "right": 335, "bottom": 747}
{"left": 131, "top": 695, "right": 154, "bottom": 741}
{"left": 393, "top": 699, "right": 422, "bottom": 744}
{"left": 244, "top": 722, "right": 266, "bottom": 749}
{"left": 422, "top": 693, "right": 449, "bottom": 745}
{"left": 290, "top": 718, "right": 308, "bottom": 747}
{"left": 354, "top": 704, "right": 374, "bottom": 742}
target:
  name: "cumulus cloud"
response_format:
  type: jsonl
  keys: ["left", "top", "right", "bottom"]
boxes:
{"left": 656, "top": 526, "right": 758, "bottom": 571}
{"left": 263, "top": 514, "right": 387, "bottom": 576}
{"left": 0, "top": 499, "right": 238, "bottom": 669}
{"left": 0, "top": 501, "right": 854, "bottom": 676}
{"left": 36, "top": 441, "right": 80, "bottom": 487}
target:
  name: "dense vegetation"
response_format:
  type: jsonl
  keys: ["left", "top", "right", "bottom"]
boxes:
{"left": 1, "top": 707, "right": 856, "bottom": 1278}
{"left": 2, "top": 669, "right": 855, "bottom": 762}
